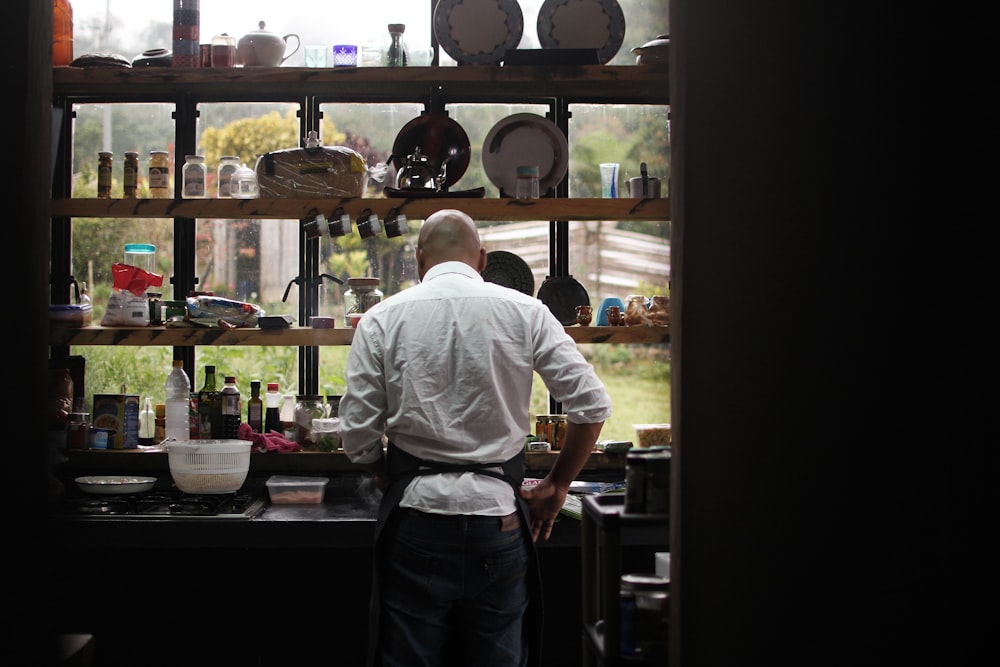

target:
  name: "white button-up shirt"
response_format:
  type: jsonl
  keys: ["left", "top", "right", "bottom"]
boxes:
{"left": 339, "top": 261, "right": 612, "bottom": 515}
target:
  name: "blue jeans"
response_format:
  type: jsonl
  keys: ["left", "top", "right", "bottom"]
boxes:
{"left": 377, "top": 509, "right": 531, "bottom": 667}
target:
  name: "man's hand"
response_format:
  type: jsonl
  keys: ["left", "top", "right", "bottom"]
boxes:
{"left": 518, "top": 478, "right": 569, "bottom": 542}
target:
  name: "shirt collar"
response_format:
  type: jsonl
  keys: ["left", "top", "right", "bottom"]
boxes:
{"left": 422, "top": 261, "right": 484, "bottom": 283}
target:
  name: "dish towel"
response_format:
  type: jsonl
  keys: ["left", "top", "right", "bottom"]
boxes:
{"left": 238, "top": 422, "right": 301, "bottom": 453}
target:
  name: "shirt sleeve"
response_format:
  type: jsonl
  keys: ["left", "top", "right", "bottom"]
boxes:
{"left": 339, "top": 320, "right": 389, "bottom": 465}
{"left": 532, "top": 307, "right": 613, "bottom": 424}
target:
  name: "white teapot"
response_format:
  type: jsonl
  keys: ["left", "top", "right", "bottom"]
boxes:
{"left": 237, "top": 21, "right": 301, "bottom": 67}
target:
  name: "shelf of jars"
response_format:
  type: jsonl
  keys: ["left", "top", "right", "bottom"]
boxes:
{"left": 49, "top": 324, "right": 670, "bottom": 347}
{"left": 52, "top": 65, "right": 668, "bottom": 105}
{"left": 51, "top": 197, "right": 669, "bottom": 222}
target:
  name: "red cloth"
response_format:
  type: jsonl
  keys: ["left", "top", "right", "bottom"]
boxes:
{"left": 238, "top": 422, "right": 301, "bottom": 452}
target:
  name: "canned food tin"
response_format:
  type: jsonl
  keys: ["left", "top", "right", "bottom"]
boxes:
{"left": 619, "top": 573, "right": 669, "bottom": 660}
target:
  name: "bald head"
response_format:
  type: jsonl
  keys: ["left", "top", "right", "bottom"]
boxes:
{"left": 416, "top": 209, "right": 487, "bottom": 279}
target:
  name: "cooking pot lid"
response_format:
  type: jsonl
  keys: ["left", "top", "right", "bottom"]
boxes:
{"left": 391, "top": 113, "right": 471, "bottom": 190}
{"left": 536, "top": 275, "right": 590, "bottom": 325}
{"left": 482, "top": 250, "right": 534, "bottom": 296}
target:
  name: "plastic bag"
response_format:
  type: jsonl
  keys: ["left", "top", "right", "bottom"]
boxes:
{"left": 185, "top": 295, "right": 263, "bottom": 328}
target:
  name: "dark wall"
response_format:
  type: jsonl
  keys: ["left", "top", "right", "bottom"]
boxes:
{"left": 671, "top": 0, "right": 920, "bottom": 667}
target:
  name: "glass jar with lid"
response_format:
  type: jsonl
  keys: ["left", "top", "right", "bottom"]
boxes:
{"left": 182, "top": 155, "right": 207, "bottom": 198}
{"left": 294, "top": 395, "right": 327, "bottom": 450}
{"left": 343, "top": 277, "right": 383, "bottom": 326}
{"left": 216, "top": 156, "right": 240, "bottom": 198}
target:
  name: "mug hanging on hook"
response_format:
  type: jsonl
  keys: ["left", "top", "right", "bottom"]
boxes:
{"left": 357, "top": 208, "right": 382, "bottom": 239}
{"left": 328, "top": 206, "right": 353, "bottom": 237}
{"left": 385, "top": 207, "right": 409, "bottom": 238}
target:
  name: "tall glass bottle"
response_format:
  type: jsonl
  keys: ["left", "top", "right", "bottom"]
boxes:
{"left": 197, "top": 364, "right": 218, "bottom": 439}
{"left": 220, "top": 376, "right": 241, "bottom": 439}
{"left": 247, "top": 380, "right": 263, "bottom": 433}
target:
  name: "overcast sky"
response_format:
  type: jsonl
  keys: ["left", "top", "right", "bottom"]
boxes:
{"left": 71, "top": 0, "right": 551, "bottom": 66}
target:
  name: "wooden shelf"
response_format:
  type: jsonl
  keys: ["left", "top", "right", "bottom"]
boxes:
{"left": 53, "top": 65, "right": 668, "bottom": 105}
{"left": 51, "top": 197, "right": 669, "bottom": 222}
{"left": 49, "top": 325, "right": 669, "bottom": 347}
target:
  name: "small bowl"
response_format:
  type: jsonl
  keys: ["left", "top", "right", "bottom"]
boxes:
{"left": 308, "top": 316, "right": 336, "bottom": 329}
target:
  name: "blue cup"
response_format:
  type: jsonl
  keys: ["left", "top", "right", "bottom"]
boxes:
{"left": 596, "top": 297, "right": 625, "bottom": 326}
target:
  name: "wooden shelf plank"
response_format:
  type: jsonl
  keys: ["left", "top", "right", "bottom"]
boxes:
{"left": 53, "top": 65, "right": 668, "bottom": 104}
{"left": 49, "top": 325, "right": 668, "bottom": 347}
{"left": 51, "top": 197, "right": 670, "bottom": 222}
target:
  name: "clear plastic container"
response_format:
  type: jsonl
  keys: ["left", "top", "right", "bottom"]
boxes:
{"left": 124, "top": 243, "right": 156, "bottom": 273}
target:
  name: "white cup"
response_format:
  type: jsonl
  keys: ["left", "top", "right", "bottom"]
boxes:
{"left": 304, "top": 45, "right": 327, "bottom": 67}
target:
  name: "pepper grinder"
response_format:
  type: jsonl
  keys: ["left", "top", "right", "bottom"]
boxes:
{"left": 386, "top": 23, "right": 408, "bottom": 67}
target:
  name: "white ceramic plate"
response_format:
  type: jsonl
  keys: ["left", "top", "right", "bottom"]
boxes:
{"left": 434, "top": 0, "right": 524, "bottom": 66}
{"left": 482, "top": 113, "right": 569, "bottom": 196}
{"left": 75, "top": 476, "right": 157, "bottom": 495}
{"left": 536, "top": 0, "right": 626, "bottom": 65}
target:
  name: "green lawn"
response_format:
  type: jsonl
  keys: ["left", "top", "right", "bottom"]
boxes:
{"left": 68, "top": 343, "right": 669, "bottom": 445}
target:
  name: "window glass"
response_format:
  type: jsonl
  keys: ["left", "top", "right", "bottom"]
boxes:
{"left": 64, "top": 0, "right": 671, "bottom": 439}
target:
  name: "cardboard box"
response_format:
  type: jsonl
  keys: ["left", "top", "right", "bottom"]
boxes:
{"left": 91, "top": 394, "right": 139, "bottom": 449}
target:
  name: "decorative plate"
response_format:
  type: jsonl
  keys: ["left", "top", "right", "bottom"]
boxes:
{"left": 483, "top": 250, "right": 535, "bottom": 295}
{"left": 75, "top": 476, "right": 157, "bottom": 495}
{"left": 391, "top": 113, "right": 472, "bottom": 190}
{"left": 434, "top": 0, "right": 524, "bottom": 66}
{"left": 536, "top": 0, "right": 626, "bottom": 65}
{"left": 536, "top": 275, "right": 590, "bottom": 326}
{"left": 482, "top": 113, "right": 569, "bottom": 196}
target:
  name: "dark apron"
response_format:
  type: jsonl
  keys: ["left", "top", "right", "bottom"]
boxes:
{"left": 366, "top": 442, "right": 543, "bottom": 667}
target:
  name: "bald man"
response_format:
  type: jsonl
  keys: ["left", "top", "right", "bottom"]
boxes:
{"left": 340, "top": 208, "right": 612, "bottom": 667}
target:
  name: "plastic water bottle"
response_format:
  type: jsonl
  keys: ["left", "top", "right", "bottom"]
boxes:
{"left": 165, "top": 359, "right": 191, "bottom": 442}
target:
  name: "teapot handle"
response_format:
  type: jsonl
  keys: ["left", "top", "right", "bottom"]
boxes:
{"left": 281, "top": 34, "right": 301, "bottom": 64}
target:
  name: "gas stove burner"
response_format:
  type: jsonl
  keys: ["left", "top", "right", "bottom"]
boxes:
{"left": 54, "top": 488, "right": 265, "bottom": 520}
{"left": 72, "top": 497, "right": 133, "bottom": 514}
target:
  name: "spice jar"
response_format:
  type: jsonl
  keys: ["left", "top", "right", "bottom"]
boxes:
{"left": 182, "top": 155, "right": 207, "bottom": 198}
{"left": 216, "top": 156, "right": 240, "bottom": 198}
{"left": 97, "top": 152, "right": 113, "bottom": 198}
{"left": 550, "top": 414, "right": 567, "bottom": 451}
{"left": 294, "top": 395, "right": 326, "bottom": 450}
{"left": 149, "top": 150, "right": 171, "bottom": 198}
{"left": 535, "top": 415, "right": 551, "bottom": 445}
{"left": 343, "top": 277, "right": 383, "bottom": 326}
{"left": 123, "top": 151, "right": 139, "bottom": 198}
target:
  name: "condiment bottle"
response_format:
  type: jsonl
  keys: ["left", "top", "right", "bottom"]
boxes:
{"left": 220, "top": 375, "right": 241, "bottom": 439}
{"left": 197, "top": 364, "right": 218, "bottom": 439}
{"left": 550, "top": 414, "right": 567, "bottom": 451}
{"left": 182, "top": 155, "right": 207, "bottom": 198}
{"left": 264, "top": 382, "right": 281, "bottom": 433}
{"left": 139, "top": 396, "right": 156, "bottom": 446}
{"left": 154, "top": 403, "right": 166, "bottom": 443}
{"left": 280, "top": 394, "right": 297, "bottom": 441}
{"left": 148, "top": 150, "right": 171, "bottom": 198}
{"left": 97, "top": 152, "right": 112, "bottom": 198}
{"left": 246, "top": 380, "right": 263, "bottom": 433}
{"left": 123, "top": 151, "right": 139, "bottom": 198}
